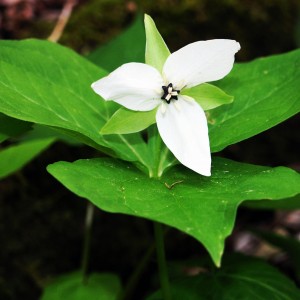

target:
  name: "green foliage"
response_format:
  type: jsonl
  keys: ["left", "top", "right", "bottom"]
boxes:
{"left": 1, "top": 15, "right": 300, "bottom": 278}
{"left": 87, "top": 14, "right": 146, "bottom": 71}
{"left": 0, "top": 3, "right": 299, "bottom": 298}
{"left": 101, "top": 81, "right": 234, "bottom": 135}
{"left": 0, "top": 39, "right": 154, "bottom": 174}
{"left": 147, "top": 255, "right": 300, "bottom": 299}
{"left": 101, "top": 108, "right": 157, "bottom": 135}
{"left": 41, "top": 272, "right": 121, "bottom": 300}
{"left": 0, "top": 138, "right": 54, "bottom": 179}
{"left": 0, "top": 114, "right": 56, "bottom": 180}
{"left": 144, "top": 14, "right": 170, "bottom": 72}
{"left": 244, "top": 194, "right": 300, "bottom": 210}
{"left": 0, "top": 39, "right": 299, "bottom": 178}
{"left": 182, "top": 83, "right": 234, "bottom": 111}
{"left": 47, "top": 157, "right": 300, "bottom": 266}
{"left": 0, "top": 39, "right": 106, "bottom": 149}
{"left": 91, "top": 14, "right": 300, "bottom": 162}
{"left": 0, "top": 113, "right": 32, "bottom": 143}
{"left": 209, "top": 49, "right": 300, "bottom": 152}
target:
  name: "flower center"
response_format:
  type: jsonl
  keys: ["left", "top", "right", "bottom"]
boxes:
{"left": 161, "top": 83, "right": 180, "bottom": 104}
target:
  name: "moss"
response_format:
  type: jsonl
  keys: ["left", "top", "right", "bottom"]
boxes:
{"left": 7, "top": 0, "right": 300, "bottom": 60}
{"left": 60, "top": 0, "right": 132, "bottom": 54}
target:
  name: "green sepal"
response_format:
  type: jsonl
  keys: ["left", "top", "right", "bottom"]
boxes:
{"left": 182, "top": 83, "right": 234, "bottom": 111}
{"left": 144, "top": 14, "right": 170, "bottom": 72}
{"left": 100, "top": 107, "right": 157, "bottom": 135}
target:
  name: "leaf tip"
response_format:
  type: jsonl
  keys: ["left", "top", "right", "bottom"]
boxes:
{"left": 228, "top": 95, "right": 234, "bottom": 104}
{"left": 144, "top": 13, "right": 152, "bottom": 23}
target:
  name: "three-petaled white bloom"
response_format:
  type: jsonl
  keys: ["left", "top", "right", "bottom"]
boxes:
{"left": 92, "top": 39, "right": 240, "bottom": 176}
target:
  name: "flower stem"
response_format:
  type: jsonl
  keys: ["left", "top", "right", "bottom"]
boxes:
{"left": 81, "top": 202, "right": 94, "bottom": 284}
{"left": 147, "top": 125, "right": 163, "bottom": 178}
{"left": 118, "top": 244, "right": 155, "bottom": 300}
{"left": 153, "top": 222, "right": 172, "bottom": 300}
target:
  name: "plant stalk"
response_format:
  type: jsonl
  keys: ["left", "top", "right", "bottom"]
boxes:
{"left": 81, "top": 202, "right": 94, "bottom": 284}
{"left": 119, "top": 244, "right": 155, "bottom": 300}
{"left": 154, "top": 222, "right": 172, "bottom": 300}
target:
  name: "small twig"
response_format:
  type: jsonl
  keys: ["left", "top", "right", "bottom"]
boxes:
{"left": 164, "top": 180, "right": 184, "bottom": 190}
{"left": 48, "top": 0, "right": 77, "bottom": 42}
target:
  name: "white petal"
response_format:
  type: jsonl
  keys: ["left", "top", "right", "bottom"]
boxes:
{"left": 156, "top": 97, "right": 211, "bottom": 176}
{"left": 163, "top": 40, "right": 240, "bottom": 89}
{"left": 92, "top": 63, "right": 164, "bottom": 111}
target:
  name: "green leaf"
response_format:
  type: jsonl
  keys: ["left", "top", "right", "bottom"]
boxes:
{"left": 47, "top": 157, "right": 300, "bottom": 266}
{"left": 22, "top": 124, "right": 80, "bottom": 145}
{"left": 101, "top": 108, "right": 157, "bottom": 135}
{"left": 209, "top": 49, "right": 300, "bottom": 152}
{"left": 244, "top": 194, "right": 300, "bottom": 210}
{"left": 41, "top": 271, "right": 121, "bottom": 300}
{"left": 0, "top": 113, "right": 32, "bottom": 143}
{"left": 0, "top": 39, "right": 107, "bottom": 147}
{"left": 87, "top": 14, "right": 146, "bottom": 71}
{"left": 144, "top": 14, "right": 170, "bottom": 72}
{"left": 182, "top": 83, "right": 234, "bottom": 111}
{"left": 0, "top": 134, "right": 6, "bottom": 143}
{"left": 147, "top": 255, "right": 300, "bottom": 299}
{"left": 0, "top": 39, "right": 153, "bottom": 173}
{"left": 0, "top": 138, "right": 54, "bottom": 179}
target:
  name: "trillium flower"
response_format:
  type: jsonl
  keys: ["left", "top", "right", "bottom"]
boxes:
{"left": 92, "top": 39, "right": 240, "bottom": 176}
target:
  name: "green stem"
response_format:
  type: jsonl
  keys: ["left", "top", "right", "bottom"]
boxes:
{"left": 81, "top": 202, "right": 94, "bottom": 284}
{"left": 154, "top": 222, "right": 172, "bottom": 300}
{"left": 118, "top": 244, "right": 156, "bottom": 300}
{"left": 147, "top": 125, "right": 163, "bottom": 178}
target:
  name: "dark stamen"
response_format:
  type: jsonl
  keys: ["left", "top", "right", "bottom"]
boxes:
{"left": 161, "top": 83, "right": 180, "bottom": 104}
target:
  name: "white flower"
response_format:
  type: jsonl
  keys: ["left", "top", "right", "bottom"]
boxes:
{"left": 92, "top": 39, "right": 240, "bottom": 176}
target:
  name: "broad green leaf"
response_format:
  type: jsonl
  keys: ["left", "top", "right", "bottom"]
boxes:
{"left": 209, "top": 49, "right": 300, "bottom": 152}
{"left": 144, "top": 14, "right": 170, "bottom": 72}
{"left": 147, "top": 255, "right": 300, "bottom": 299}
{"left": 244, "top": 194, "right": 300, "bottom": 210}
{"left": 0, "top": 134, "right": 6, "bottom": 143}
{"left": 87, "top": 14, "right": 145, "bottom": 71}
{"left": 182, "top": 83, "right": 234, "bottom": 111}
{"left": 0, "top": 113, "right": 32, "bottom": 143}
{"left": 47, "top": 157, "right": 300, "bottom": 266}
{"left": 0, "top": 138, "right": 54, "bottom": 179}
{"left": 101, "top": 108, "right": 157, "bottom": 135}
{"left": 0, "top": 40, "right": 107, "bottom": 148}
{"left": 22, "top": 124, "right": 80, "bottom": 145}
{"left": 0, "top": 39, "right": 153, "bottom": 174}
{"left": 41, "top": 271, "right": 121, "bottom": 300}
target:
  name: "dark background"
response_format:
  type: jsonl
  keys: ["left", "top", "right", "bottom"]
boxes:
{"left": 0, "top": 0, "right": 300, "bottom": 299}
